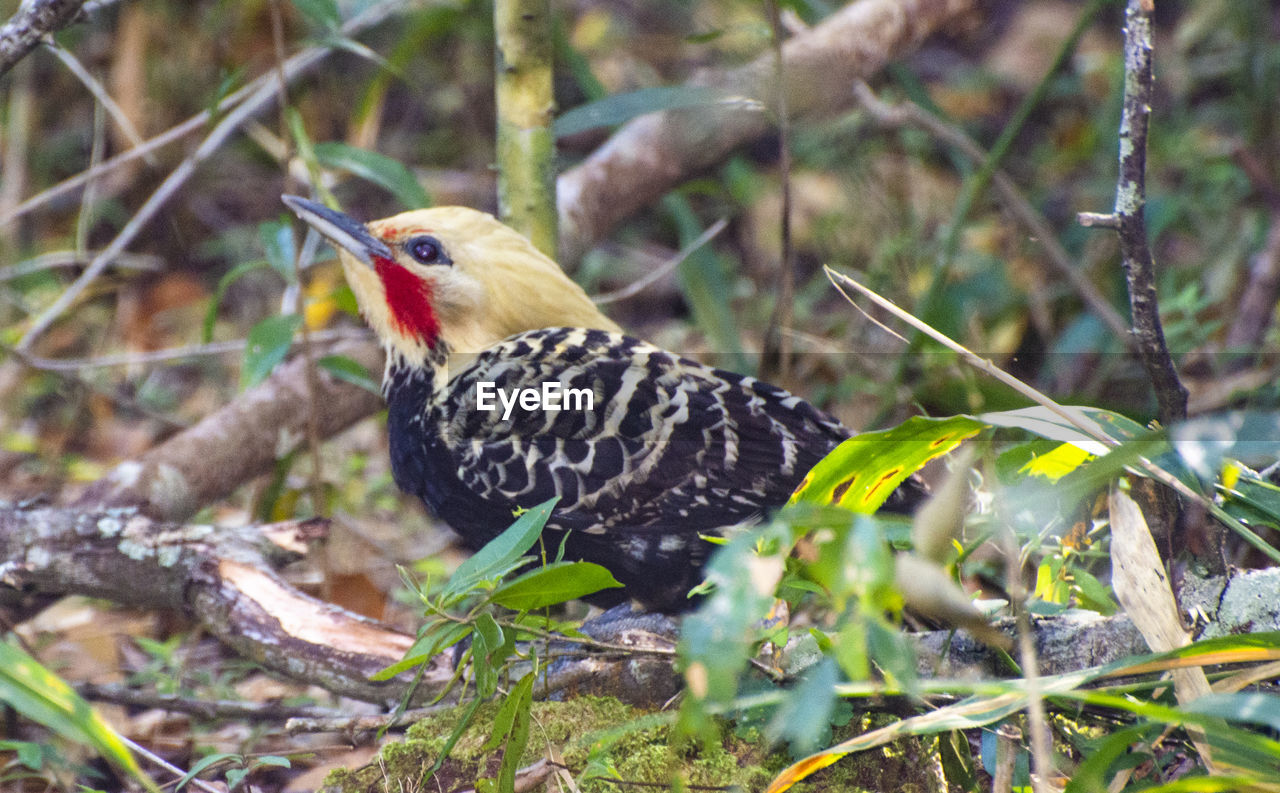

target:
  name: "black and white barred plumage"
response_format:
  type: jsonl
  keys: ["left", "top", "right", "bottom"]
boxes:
{"left": 386, "top": 327, "right": 879, "bottom": 609}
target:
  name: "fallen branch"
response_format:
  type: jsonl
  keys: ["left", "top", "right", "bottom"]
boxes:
{"left": 0, "top": 502, "right": 430, "bottom": 703}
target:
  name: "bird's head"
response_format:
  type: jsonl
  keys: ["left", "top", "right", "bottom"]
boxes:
{"left": 282, "top": 195, "right": 619, "bottom": 367}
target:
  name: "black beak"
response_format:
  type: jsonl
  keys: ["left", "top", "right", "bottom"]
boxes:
{"left": 281, "top": 194, "right": 393, "bottom": 266}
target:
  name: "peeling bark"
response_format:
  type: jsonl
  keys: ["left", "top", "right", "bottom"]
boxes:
{"left": 0, "top": 502, "right": 436, "bottom": 704}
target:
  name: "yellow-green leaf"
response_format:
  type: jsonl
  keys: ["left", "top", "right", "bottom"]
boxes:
{"left": 790, "top": 416, "right": 985, "bottom": 512}
{"left": 0, "top": 640, "right": 159, "bottom": 792}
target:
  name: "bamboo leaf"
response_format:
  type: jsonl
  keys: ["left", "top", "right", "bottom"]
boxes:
{"left": 242, "top": 314, "right": 303, "bottom": 389}
{"left": 555, "top": 85, "right": 757, "bottom": 138}
{"left": 313, "top": 142, "right": 429, "bottom": 209}
{"left": 317, "top": 354, "right": 380, "bottom": 394}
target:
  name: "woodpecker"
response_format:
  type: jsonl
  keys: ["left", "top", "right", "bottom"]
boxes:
{"left": 282, "top": 195, "right": 922, "bottom": 611}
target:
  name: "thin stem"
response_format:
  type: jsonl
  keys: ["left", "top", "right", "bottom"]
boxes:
{"left": 759, "top": 0, "right": 795, "bottom": 382}
{"left": 592, "top": 218, "right": 727, "bottom": 305}
{"left": 270, "top": 0, "right": 326, "bottom": 516}
{"left": 1111, "top": 0, "right": 1187, "bottom": 424}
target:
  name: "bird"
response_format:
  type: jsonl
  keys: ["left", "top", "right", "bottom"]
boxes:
{"left": 282, "top": 195, "right": 923, "bottom": 612}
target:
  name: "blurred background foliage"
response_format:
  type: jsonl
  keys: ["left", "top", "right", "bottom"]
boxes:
{"left": 0, "top": 2, "right": 1273, "bottom": 463}
{"left": 4, "top": 1, "right": 1280, "bottom": 511}
{"left": 3, "top": 0, "right": 1280, "bottom": 787}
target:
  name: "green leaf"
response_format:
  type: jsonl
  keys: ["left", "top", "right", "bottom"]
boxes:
{"left": 178, "top": 752, "right": 239, "bottom": 791}
{"left": 679, "top": 519, "right": 793, "bottom": 712}
{"left": 472, "top": 613, "right": 505, "bottom": 699}
{"left": 313, "top": 141, "right": 429, "bottom": 209}
{"left": 441, "top": 498, "right": 559, "bottom": 599}
{"left": 317, "top": 354, "right": 380, "bottom": 394}
{"left": 490, "top": 561, "right": 622, "bottom": 611}
{"left": 1183, "top": 692, "right": 1280, "bottom": 732}
{"left": 791, "top": 415, "right": 985, "bottom": 512}
{"left": 766, "top": 658, "right": 838, "bottom": 755}
{"left": 258, "top": 219, "right": 298, "bottom": 281}
{"left": 496, "top": 671, "right": 535, "bottom": 793}
{"left": 289, "top": 0, "right": 340, "bottom": 30}
{"left": 482, "top": 669, "right": 535, "bottom": 755}
{"left": 0, "top": 740, "right": 45, "bottom": 771}
{"left": 1220, "top": 463, "right": 1280, "bottom": 529}
{"left": 555, "top": 85, "right": 753, "bottom": 139}
{"left": 0, "top": 640, "right": 159, "bottom": 792}
{"left": 371, "top": 620, "right": 471, "bottom": 681}
{"left": 202, "top": 259, "right": 271, "bottom": 343}
{"left": 1071, "top": 567, "right": 1116, "bottom": 616}
{"left": 242, "top": 314, "right": 303, "bottom": 389}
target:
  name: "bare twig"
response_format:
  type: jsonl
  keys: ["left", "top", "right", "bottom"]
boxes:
{"left": 0, "top": 0, "right": 87, "bottom": 77}
{"left": 80, "top": 682, "right": 355, "bottom": 723}
{"left": 120, "top": 735, "right": 217, "bottom": 793}
{"left": 10, "top": 327, "right": 370, "bottom": 371}
{"left": 592, "top": 219, "right": 728, "bottom": 305}
{"left": 1, "top": 249, "right": 163, "bottom": 280}
{"left": 284, "top": 705, "right": 450, "bottom": 737}
{"left": 0, "top": 56, "right": 33, "bottom": 248}
{"left": 2, "top": 1, "right": 425, "bottom": 229}
{"left": 45, "top": 41, "right": 151, "bottom": 156}
{"left": 1076, "top": 212, "right": 1120, "bottom": 229}
{"left": 0, "top": 112, "right": 202, "bottom": 226}
{"left": 1082, "top": 0, "right": 1187, "bottom": 425}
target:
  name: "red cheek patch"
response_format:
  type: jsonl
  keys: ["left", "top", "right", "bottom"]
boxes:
{"left": 373, "top": 255, "right": 440, "bottom": 346}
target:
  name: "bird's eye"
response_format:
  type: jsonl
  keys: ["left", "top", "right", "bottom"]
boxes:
{"left": 407, "top": 236, "right": 447, "bottom": 265}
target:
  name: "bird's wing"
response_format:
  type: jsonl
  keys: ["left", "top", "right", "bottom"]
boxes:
{"left": 438, "top": 328, "right": 849, "bottom": 535}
